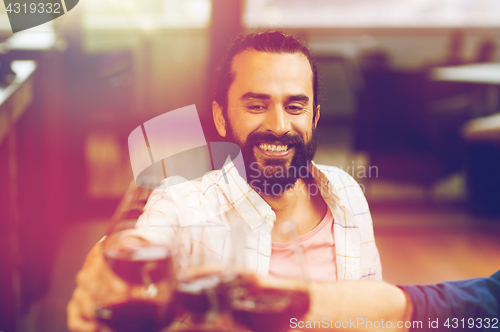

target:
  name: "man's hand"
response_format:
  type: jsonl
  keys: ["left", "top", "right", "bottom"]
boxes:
{"left": 254, "top": 274, "right": 412, "bottom": 332}
{"left": 67, "top": 240, "right": 130, "bottom": 332}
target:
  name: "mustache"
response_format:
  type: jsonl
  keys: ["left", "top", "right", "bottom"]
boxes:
{"left": 245, "top": 131, "right": 305, "bottom": 147}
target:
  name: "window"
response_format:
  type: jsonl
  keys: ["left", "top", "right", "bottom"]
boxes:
{"left": 84, "top": 0, "right": 211, "bottom": 30}
{"left": 244, "top": 0, "right": 500, "bottom": 28}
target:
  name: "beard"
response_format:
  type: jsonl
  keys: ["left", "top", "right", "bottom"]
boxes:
{"left": 226, "top": 123, "right": 317, "bottom": 196}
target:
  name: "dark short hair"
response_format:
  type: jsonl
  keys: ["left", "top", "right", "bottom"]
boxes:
{"left": 214, "top": 31, "right": 319, "bottom": 120}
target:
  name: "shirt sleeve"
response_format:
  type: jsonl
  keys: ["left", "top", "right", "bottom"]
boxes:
{"left": 399, "top": 270, "right": 500, "bottom": 331}
{"left": 134, "top": 183, "right": 180, "bottom": 245}
{"left": 371, "top": 249, "right": 383, "bottom": 281}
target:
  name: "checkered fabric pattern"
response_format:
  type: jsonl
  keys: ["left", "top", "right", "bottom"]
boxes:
{"left": 136, "top": 160, "right": 382, "bottom": 281}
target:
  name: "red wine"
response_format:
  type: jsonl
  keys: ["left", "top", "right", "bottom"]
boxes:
{"left": 104, "top": 246, "right": 173, "bottom": 284}
{"left": 96, "top": 299, "right": 175, "bottom": 332}
{"left": 230, "top": 287, "right": 310, "bottom": 332}
{"left": 175, "top": 272, "right": 234, "bottom": 315}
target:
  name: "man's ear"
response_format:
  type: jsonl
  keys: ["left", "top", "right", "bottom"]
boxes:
{"left": 314, "top": 104, "right": 320, "bottom": 129}
{"left": 213, "top": 101, "right": 227, "bottom": 137}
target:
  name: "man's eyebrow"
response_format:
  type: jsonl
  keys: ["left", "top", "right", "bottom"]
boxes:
{"left": 240, "top": 93, "right": 310, "bottom": 103}
{"left": 286, "top": 94, "right": 309, "bottom": 103}
{"left": 240, "top": 92, "right": 271, "bottom": 100}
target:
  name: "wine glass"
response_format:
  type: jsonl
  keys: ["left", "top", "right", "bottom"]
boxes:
{"left": 227, "top": 219, "right": 311, "bottom": 332}
{"left": 94, "top": 183, "right": 177, "bottom": 332}
{"left": 172, "top": 223, "right": 241, "bottom": 332}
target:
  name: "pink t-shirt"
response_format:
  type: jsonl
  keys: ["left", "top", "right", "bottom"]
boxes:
{"left": 269, "top": 209, "right": 337, "bottom": 282}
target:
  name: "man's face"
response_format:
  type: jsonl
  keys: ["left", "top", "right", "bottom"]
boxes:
{"left": 215, "top": 50, "right": 320, "bottom": 196}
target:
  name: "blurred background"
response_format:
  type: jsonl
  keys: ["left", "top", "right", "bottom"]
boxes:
{"left": 1, "top": 0, "right": 500, "bottom": 331}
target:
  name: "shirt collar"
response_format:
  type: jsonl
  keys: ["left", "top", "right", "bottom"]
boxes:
{"left": 218, "top": 161, "right": 273, "bottom": 230}
{"left": 308, "top": 161, "right": 342, "bottom": 206}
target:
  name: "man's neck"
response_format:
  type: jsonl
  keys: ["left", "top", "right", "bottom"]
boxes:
{"left": 261, "top": 177, "right": 328, "bottom": 242}
{"left": 260, "top": 178, "right": 305, "bottom": 213}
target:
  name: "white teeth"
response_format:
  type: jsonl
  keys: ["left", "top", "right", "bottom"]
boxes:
{"left": 259, "top": 144, "right": 288, "bottom": 152}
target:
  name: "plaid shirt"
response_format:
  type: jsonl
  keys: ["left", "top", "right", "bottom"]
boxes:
{"left": 136, "top": 161, "right": 382, "bottom": 281}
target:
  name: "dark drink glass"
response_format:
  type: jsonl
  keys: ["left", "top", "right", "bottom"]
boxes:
{"left": 173, "top": 224, "right": 245, "bottom": 331}
{"left": 228, "top": 219, "right": 311, "bottom": 332}
{"left": 229, "top": 284, "right": 310, "bottom": 332}
{"left": 95, "top": 217, "right": 176, "bottom": 332}
{"left": 174, "top": 270, "right": 239, "bottom": 316}
{"left": 96, "top": 299, "right": 175, "bottom": 332}
{"left": 104, "top": 245, "right": 173, "bottom": 285}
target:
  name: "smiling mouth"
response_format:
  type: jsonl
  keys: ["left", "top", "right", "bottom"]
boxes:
{"left": 257, "top": 143, "right": 290, "bottom": 152}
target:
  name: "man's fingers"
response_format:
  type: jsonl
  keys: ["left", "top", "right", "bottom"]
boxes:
{"left": 256, "top": 273, "right": 304, "bottom": 290}
{"left": 68, "top": 241, "right": 128, "bottom": 332}
{"left": 67, "top": 298, "right": 98, "bottom": 332}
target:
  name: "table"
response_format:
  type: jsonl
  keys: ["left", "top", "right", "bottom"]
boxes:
{"left": 432, "top": 63, "right": 500, "bottom": 84}
{"left": 433, "top": 63, "right": 500, "bottom": 217}
{"left": 431, "top": 63, "right": 500, "bottom": 115}
{"left": 462, "top": 113, "right": 500, "bottom": 144}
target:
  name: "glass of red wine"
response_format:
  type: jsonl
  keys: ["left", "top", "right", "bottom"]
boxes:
{"left": 172, "top": 216, "right": 312, "bottom": 332}
{"left": 172, "top": 219, "right": 254, "bottom": 332}
{"left": 172, "top": 229, "right": 230, "bottom": 331}
{"left": 94, "top": 183, "right": 176, "bottom": 332}
{"left": 227, "top": 219, "right": 311, "bottom": 332}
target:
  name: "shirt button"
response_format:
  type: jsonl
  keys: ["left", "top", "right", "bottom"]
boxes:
{"left": 259, "top": 248, "right": 266, "bottom": 255}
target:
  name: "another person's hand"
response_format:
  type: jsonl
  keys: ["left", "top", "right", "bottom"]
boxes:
{"left": 67, "top": 240, "right": 130, "bottom": 332}
{"left": 254, "top": 274, "right": 411, "bottom": 332}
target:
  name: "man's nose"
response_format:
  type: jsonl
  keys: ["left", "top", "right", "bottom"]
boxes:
{"left": 264, "top": 106, "right": 291, "bottom": 136}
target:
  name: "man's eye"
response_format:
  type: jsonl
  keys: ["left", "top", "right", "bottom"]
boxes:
{"left": 248, "top": 105, "right": 266, "bottom": 111}
{"left": 287, "top": 105, "right": 304, "bottom": 113}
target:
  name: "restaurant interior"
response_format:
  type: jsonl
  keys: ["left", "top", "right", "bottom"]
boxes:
{"left": 1, "top": 0, "right": 500, "bottom": 331}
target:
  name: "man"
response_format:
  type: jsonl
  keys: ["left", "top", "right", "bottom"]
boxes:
{"left": 67, "top": 31, "right": 381, "bottom": 331}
